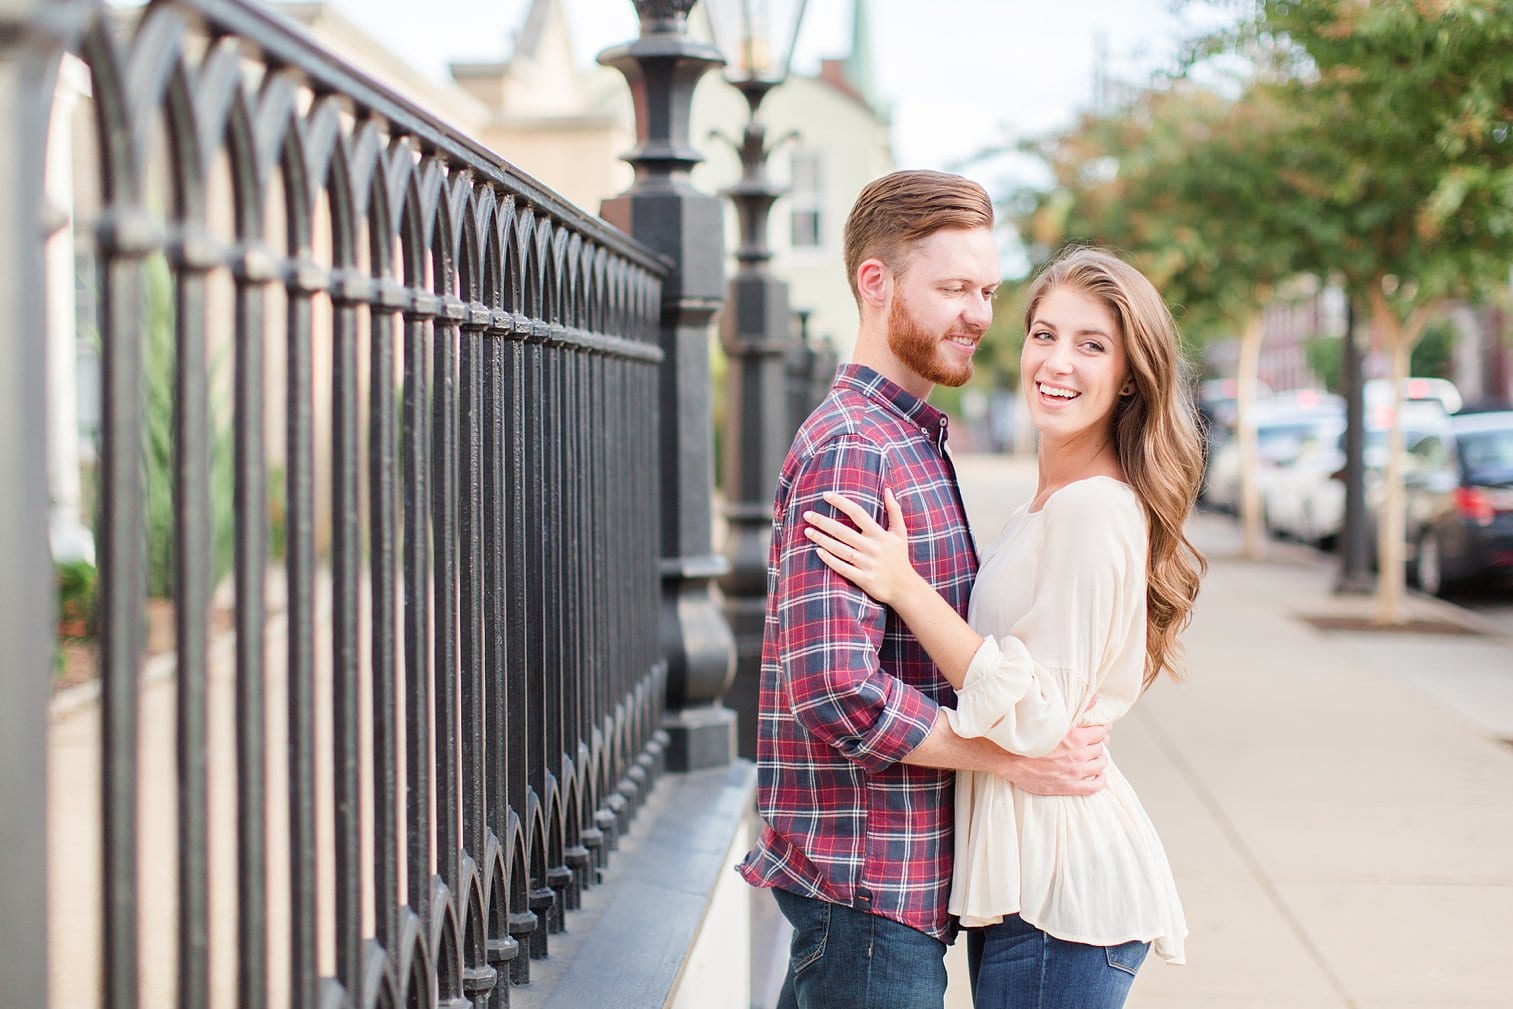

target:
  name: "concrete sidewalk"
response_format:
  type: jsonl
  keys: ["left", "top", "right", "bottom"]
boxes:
{"left": 946, "top": 453, "right": 1513, "bottom": 1009}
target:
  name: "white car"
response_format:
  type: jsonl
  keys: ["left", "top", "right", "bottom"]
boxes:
{"left": 1204, "top": 399, "right": 1343, "bottom": 515}
{"left": 1364, "top": 376, "right": 1463, "bottom": 416}
{"left": 1262, "top": 402, "right": 1456, "bottom": 547}
{"left": 1262, "top": 419, "right": 1350, "bottom": 545}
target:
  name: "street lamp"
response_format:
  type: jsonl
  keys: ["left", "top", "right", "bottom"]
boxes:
{"left": 704, "top": 0, "right": 809, "bottom": 759}
{"left": 705, "top": 1, "right": 808, "bottom": 85}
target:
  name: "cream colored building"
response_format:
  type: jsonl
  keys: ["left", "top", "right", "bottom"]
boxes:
{"left": 448, "top": 0, "right": 895, "bottom": 357}
{"left": 279, "top": 3, "right": 491, "bottom": 134}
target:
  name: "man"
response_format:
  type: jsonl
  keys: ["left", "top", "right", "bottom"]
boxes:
{"left": 736, "top": 171, "right": 1109, "bottom": 1009}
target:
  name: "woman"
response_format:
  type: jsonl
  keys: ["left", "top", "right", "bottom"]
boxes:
{"left": 802, "top": 246, "right": 1205, "bottom": 1008}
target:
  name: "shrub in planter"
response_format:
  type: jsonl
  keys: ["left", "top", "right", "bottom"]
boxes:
{"left": 56, "top": 558, "right": 97, "bottom": 639}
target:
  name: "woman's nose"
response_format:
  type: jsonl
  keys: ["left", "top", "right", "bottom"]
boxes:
{"left": 1045, "top": 342, "right": 1074, "bottom": 373}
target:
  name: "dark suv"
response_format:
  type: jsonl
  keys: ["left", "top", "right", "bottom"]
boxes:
{"left": 1406, "top": 411, "right": 1513, "bottom": 595}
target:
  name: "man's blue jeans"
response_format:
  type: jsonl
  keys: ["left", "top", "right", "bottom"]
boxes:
{"left": 966, "top": 913, "right": 1150, "bottom": 1009}
{"left": 771, "top": 887, "right": 947, "bottom": 1009}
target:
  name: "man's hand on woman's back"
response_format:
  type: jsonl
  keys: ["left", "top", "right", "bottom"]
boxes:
{"left": 1001, "top": 695, "right": 1110, "bottom": 796}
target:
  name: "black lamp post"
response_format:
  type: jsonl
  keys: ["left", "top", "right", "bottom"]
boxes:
{"left": 1337, "top": 295, "right": 1375, "bottom": 593}
{"left": 787, "top": 307, "right": 816, "bottom": 435}
{"left": 600, "top": 1, "right": 738, "bottom": 771}
{"left": 704, "top": 0, "right": 809, "bottom": 760}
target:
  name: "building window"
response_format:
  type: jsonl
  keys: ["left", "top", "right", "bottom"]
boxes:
{"left": 789, "top": 148, "right": 823, "bottom": 249}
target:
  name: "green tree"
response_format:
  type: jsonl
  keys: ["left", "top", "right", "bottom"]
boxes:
{"left": 1250, "top": 0, "right": 1513, "bottom": 621}
{"left": 1411, "top": 319, "right": 1457, "bottom": 380}
{"left": 1306, "top": 335, "right": 1344, "bottom": 395}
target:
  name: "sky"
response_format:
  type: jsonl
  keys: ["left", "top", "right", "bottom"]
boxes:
{"left": 329, "top": 0, "right": 1237, "bottom": 191}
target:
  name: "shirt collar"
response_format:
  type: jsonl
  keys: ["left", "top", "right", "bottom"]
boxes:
{"left": 834, "top": 363, "right": 950, "bottom": 441}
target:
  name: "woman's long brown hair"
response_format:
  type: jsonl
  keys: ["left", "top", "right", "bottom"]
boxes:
{"left": 1024, "top": 247, "right": 1207, "bottom": 688}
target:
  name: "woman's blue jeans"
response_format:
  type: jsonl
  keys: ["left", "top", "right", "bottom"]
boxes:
{"left": 966, "top": 913, "right": 1150, "bottom": 1009}
{"left": 771, "top": 887, "right": 948, "bottom": 1009}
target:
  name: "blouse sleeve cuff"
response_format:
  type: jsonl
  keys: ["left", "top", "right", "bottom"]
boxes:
{"left": 948, "top": 635, "right": 1034, "bottom": 737}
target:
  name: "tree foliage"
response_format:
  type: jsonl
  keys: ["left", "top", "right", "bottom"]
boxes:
{"left": 1249, "top": 0, "right": 1513, "bottom": 619}
{"left": 1014, "top": 79, "right": 1310, "bottom": 342}
{"left": 1258, "top": 0, "right": 1513, "bottom": 314}
{"left": 1011, "top": 76, "right": 1315, "bottom": 556}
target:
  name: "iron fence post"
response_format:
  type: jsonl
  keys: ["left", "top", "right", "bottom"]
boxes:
{"left": 600, "top": 0, "right": 737, "bottom": 771}
{"left": 0, "top": 4, "right": 62, "bottom": 1008}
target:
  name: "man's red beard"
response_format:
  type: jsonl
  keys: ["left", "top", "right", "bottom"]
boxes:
{"left": 887, "top": 291, "right": 975, "bottom": 389}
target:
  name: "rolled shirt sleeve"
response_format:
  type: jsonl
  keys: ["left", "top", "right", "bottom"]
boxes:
{"left": 775, "top": 436, "right": 940, "bottom": 773}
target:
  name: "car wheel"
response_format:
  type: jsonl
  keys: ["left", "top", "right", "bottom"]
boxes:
{"left": 1416, "top": 529, "right": 1444, "bottom": 597}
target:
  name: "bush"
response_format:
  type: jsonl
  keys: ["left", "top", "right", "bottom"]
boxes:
{"left": 56, "top": 558, "right": 97, "bottom": 639}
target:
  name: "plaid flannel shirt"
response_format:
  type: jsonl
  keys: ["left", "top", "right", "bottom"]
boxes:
{"left": 736, "top": 364, "right": 978, "bottom": 940}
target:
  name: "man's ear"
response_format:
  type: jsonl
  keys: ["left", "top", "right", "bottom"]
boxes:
{"left": 856, "top": 258, "right": 891, "bottom": 310}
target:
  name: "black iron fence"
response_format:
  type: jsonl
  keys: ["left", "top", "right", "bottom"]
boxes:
{"left": 0, "top": 2, "right": 735, "bottom": 1007}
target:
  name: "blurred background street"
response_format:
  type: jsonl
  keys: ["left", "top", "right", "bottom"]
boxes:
{"left": 944, "top": 453, "right": 1513, "bottom": 1009}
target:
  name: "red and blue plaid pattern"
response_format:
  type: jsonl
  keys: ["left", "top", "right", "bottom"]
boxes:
{"left": 736, "top": 364, "right": 978, "bottom": 940}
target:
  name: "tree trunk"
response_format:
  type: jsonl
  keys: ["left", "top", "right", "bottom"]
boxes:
{"left": 1236, "top": 312, "right": 1266, "bottom": 559}
{"left": 1375, "top": 332, "right": 1410, "bottom": 623}
{"left": 1367, "top": 286, "right": 1432, "bottom": 624}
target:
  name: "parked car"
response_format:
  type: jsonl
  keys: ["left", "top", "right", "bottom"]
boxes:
{"left": 1262, "top": 400, "right": 1454, "bottom": 548}
{"left": 1404, "top": 410, "right": 1513, "bottom": 595}
{"left": 1198, "top": 377, "right": 1274, "bottom": 431}
{"left": 1203, "top": 394, "right": 1342, "bottom": 514}
{"left": 1261, "top": 417, "right": 1351, "bottom": 545}
{"left": 1364, "top": 376, "right": 1463, "bottom": 416}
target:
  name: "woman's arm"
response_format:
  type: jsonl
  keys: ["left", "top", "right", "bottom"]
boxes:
{"left": 805, "top": 488, "right": 1073, "bottom": 756}
{"left": 807, "top": 481, "right": 1144, "bottom": 759}
{"left": 804, "top": 489, "right": 982, "bottom": 689}
{"left": 806, "top": 486, "right": 1118, "bottom": 783}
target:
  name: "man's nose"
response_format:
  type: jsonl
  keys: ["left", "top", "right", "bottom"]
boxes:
{"left": 963, "top": 295, "right": 993, "bottom": 331}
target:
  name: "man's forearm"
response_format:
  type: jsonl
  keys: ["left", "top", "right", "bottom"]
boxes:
{"left": 899, "top": 711, "right": 1017, "bottom": 774}
{"left": 900, "top": 711, "right": 1107, "bottom": 796}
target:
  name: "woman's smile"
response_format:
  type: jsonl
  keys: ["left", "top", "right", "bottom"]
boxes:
{"left": 1036, "top": 382, "right": 1081, "bottom": 406}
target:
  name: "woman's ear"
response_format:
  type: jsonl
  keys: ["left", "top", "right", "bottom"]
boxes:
{"left": 1120, "top": 378, "right": 1137, "bottom": 397}
{"left": 856, "top": 258, "right": 891, "bottom": 310}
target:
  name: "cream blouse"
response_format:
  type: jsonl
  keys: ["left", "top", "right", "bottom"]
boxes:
{"left": 943, "top": 476, "right": 1187, "bottom": 964}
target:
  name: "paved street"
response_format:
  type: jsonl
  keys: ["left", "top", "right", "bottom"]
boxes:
{"left": 944, "top": 452, "right": 1513, "bottom": 1009}
{"left": 1446, "top": 588, "right": 1513, "bottom": 639}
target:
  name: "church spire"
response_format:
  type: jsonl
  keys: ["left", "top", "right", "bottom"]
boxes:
{"left": 843, "top": 0, "right": 883, "bottom": 115}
